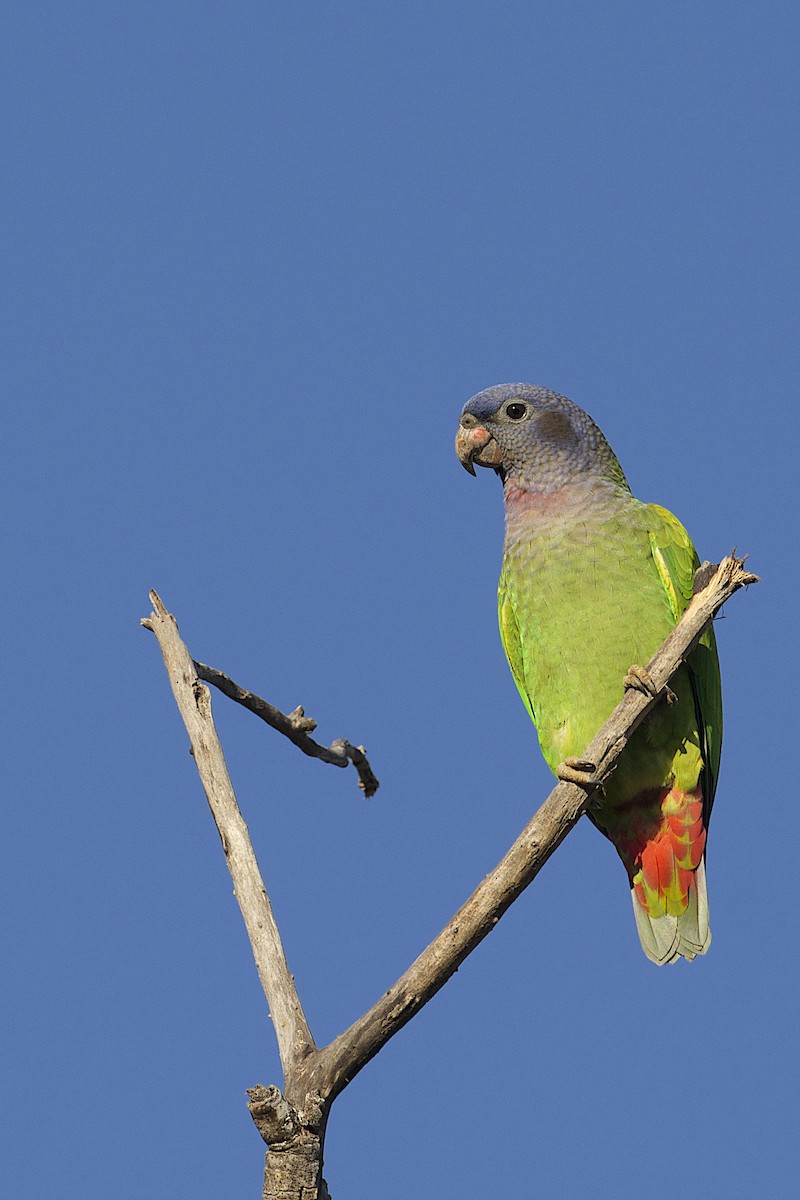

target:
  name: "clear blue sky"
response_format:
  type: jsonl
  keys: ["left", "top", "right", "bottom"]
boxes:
{"left": 3, "top": 3, "right": 796, "bottom": 1197}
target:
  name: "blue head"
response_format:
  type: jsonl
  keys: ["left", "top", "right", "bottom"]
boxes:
{"left": 455, "top": 383, "right": 629, "bottom": 494}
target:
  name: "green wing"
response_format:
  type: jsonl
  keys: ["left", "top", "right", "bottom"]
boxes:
{"left": 498, "top": 575, "right": 536, "bottom": 725}
{"left": 647, "top": 503, "right": 723, "bottom": 813}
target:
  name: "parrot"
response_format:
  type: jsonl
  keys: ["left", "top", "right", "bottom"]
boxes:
{"left": 455, "top": 383, "right": 722, "bottom": 965}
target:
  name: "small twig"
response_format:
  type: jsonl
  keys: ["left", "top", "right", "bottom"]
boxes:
{"left": 194, "top": 661, "right": 380, "bottom": 798}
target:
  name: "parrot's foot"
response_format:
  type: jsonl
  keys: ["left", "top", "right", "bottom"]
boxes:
{"left": 623, "top": 664, "right": 658, "bottom": 696}
{"left": 557, "top": 756, "right": 597, "bottom": 786}
{"left": 623, "top": 664, "right": 677, "bottom": 706}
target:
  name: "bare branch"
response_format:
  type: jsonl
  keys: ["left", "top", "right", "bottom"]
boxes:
{"left": 299, "top": 553, "right": 758, "bottom": 1101}
{"left": 142, "top": 591, "right": 316, "bottom": 1078}
{"left": 194, "top": 661, "right": 380, "bottom": 798}
{"left": 142, "top": 554, "right": 757, "bottom": 1141}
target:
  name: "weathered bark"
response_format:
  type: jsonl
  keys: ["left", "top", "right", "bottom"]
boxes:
{"left": 142, "top": 553, "right": 756, "bottom": 1196}
{"left": 248, "top": 1087, "right": 330, "bottom": 1200}
{"left": 262, "top": 1138, "right": 329, "bottom": 1200}
{"left": 142, "top": 596, "right": 315, "bottom": 1081}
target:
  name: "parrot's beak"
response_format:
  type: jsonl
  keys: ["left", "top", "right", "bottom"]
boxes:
{"left": 455, "top": 417, "right": 504, "bottom": 475}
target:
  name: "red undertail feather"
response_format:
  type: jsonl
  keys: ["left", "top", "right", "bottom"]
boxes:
{"left": 633, "top": 788, "right": 706, "bottom": 915}
{"left": 617, "top": 786, "right": 711, "bottom": 965}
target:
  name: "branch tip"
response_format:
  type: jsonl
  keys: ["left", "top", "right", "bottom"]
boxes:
{"left": 193, "top": 660, "right": 379, "bottom": 796}
{"left": 141, "top": 589, "right": 174, "bottom": 633}
{"left": 148, "top": 588, "right": 168, "bottom": 615}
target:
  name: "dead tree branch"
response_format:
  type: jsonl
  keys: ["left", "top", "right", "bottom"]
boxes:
{"left": 142, "top": 553, "right": 757, "bottom": 1198}
{"left": 142, "top": 593, "right": 316, "bottom": 1082}
{"left": 194, "top": 660, "right": 379, "bottom": 797}
{"left": 301, "top": 554, "right": 758, "bottom": 1099}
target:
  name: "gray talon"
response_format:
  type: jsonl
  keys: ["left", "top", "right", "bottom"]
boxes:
{"left": 589, "top": 787, "right": 606, "bottom": 811}
{"left": 624, "top": 663, "right": 678, "bottom": 706}
{"left": 623, "top": 664, "right": 659, "bottom": 698}
{"left": 556, "top": 756, "right": 597, "bottom": 785}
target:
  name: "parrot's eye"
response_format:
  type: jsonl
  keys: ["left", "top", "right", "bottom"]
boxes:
{"left": 505, "top": 402, "right": 527, "bottom": 420}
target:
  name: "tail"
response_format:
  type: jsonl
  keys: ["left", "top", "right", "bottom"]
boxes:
{"left": 632, "top": 857, "right": 711, "bottom": 965}
{"left": 596, "top": 782, "right": 712, "bottom": 964}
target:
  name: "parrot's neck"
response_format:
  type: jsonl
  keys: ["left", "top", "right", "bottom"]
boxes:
{"left": 502, "top": 474, "right": 631, "bottom": 535}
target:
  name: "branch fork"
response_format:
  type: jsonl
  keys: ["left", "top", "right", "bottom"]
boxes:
{"left": 142, "top": 553, "right": 757, "bottom": 1198}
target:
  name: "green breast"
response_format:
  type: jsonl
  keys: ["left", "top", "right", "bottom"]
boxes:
{"left": 499, "top": 482, "right": 676, "bottom": 777}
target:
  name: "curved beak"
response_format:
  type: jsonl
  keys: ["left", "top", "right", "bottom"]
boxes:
{"left": 455, "top": 417, "right": 504, "bottom": 475}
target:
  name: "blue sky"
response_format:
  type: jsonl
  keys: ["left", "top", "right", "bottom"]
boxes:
{"left": 3, "top": 3, "right": 797, "bottom": 1197}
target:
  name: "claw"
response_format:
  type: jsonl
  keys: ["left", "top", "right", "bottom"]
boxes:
{"left": 556, "top": 756, "right": 597, "bottom": 786}
{"left": 589, "top": 786, "right": 606, "bottom": 812}
{"left": 623, "top": 664, "right": 658, "bottom": 697}
{"left": 623, "top": 664, "right": 678, "bottom": 705}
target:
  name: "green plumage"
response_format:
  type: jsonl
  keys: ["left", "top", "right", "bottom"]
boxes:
{"left": 499, "top": 491, "right": 721, "bottom": 800}
{"left": 457, "top": 383, "right": 723, "bottom": 964}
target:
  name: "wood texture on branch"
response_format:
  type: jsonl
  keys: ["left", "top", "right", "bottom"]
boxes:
{"left": 194, "top": 660, "right": 380, "bottom": 797}
{"left": 142, "top": 592, "right": 316, "bottom": 1080}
